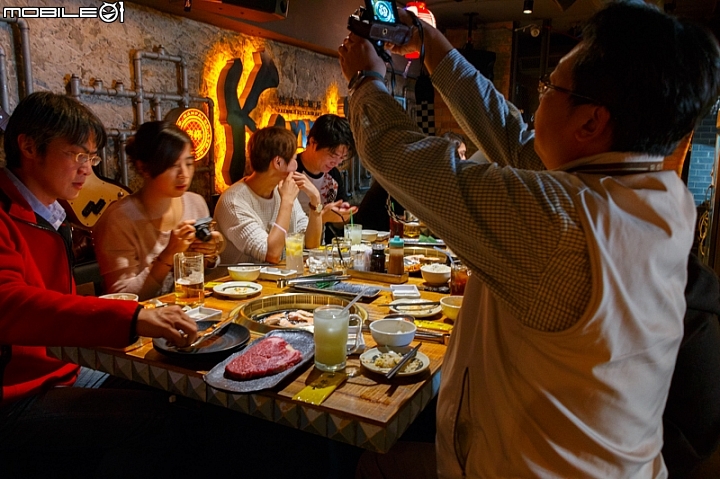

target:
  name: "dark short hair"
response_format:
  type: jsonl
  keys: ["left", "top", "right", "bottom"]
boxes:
{"left": 308, "top": 114, "right": 356, "bottom": 159}
{"left": 571, "top": 1, "right": 720, "bottom": 156}
{"left": 248, "top": 126, "right": 297, "bottom": 173}
{"left": 125, "top": 121, "right": 193, "bottom": 178}
{"left": 4, "top": 91, "right": 107, "bottom": 169}
{"left": 442, "top": 131, "right": 465, "bottom": 147}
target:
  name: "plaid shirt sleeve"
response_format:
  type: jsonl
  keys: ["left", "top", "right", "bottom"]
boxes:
{"left": 348, "top": 51, "right": 591, "bottom": 332}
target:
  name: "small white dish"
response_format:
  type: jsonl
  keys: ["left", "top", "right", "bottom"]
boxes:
{"left": 376, "top": 231, "right": 391, "bottom": 241}
{"left": 258, "top": 267, "right": 299, "bottom": 281}
{"left": 420, "top": 263, "right": 451, "bottom": 285}
{"left": 228, "top": 266, "right": 262, "bottom": 282}
{"left": 213, "top": 281, "right": 263, "bottom": 299}
{"left": 100, "top": 293, "right": 139, "bottom": 301}
{"left": 390, "top": 284, "right": 421, "bottom": 299}
{"left": 361, "top": 229, "right": 378, "bottom": 242}
{"left": 370, "top": 318, "right": 417, "bottom": 347}
{"left": 389, "top": 298, "right": 442, "bottom": 318}
{"left": 360, "top": 346, "right": 430, "bottom": 377}
{"left": 185, "top": 306, "right": 223, "bottom": 322}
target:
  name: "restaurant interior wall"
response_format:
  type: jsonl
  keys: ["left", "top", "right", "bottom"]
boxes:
{"left": 0, "top": 0, "right": 346, "bottom": 202}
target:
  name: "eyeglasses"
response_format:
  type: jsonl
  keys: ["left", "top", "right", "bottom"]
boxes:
{"left": 328, "top": 153, "right": 350, "bottom": 165}
{"left": 69, "top": 151, "right": 102, "bottom": 167}
{"left": 538, "top": 74, "right": 599, "bottom": 104}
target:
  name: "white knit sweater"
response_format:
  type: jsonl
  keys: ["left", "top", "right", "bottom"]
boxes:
{"left": 214, "top": 179, "right": 308, "bottom": 264}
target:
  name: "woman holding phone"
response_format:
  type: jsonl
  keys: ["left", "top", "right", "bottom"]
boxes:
{"left": 94, "top": 121, "right": 223, "bottom": 300}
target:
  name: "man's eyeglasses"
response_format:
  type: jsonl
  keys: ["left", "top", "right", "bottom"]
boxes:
{"left": 70, "top": 151, "right": 102, "bottom": 167}
{"left": 328, "top": 153, "right": 350, "bottom": 165}
{"left": 538, "top": 74, "right": 599, "bottom": 104}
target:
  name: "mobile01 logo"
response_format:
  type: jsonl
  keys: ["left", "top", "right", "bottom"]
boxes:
{"left": 3, "top": 2, "right": 124, "bottom": 23}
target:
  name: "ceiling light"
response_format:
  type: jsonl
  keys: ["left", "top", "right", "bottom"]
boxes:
{"left": 523, "top": 0, "right": 533, "bottom": 14}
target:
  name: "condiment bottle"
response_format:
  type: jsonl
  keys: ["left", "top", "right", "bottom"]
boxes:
{"left": 370, "top": 243, "right": 386, "bottom": 273}
{"left": 387, "top": 235, "right": 405, "bottom": 275}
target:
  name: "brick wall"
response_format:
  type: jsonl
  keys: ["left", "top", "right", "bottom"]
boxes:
{"left": 687, "top": 114, "right": 717, "bottom": 206}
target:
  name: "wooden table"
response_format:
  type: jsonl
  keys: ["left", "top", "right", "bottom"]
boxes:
{"left": 48, "top": 274, "right": 450, "bottom": 453}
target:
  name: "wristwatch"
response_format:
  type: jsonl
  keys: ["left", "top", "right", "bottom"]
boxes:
{"left": 348, "top": 70, "right": 385, "bottom": 93}
{"left": 308, "top": 202, "right": 323, "bottom": 214}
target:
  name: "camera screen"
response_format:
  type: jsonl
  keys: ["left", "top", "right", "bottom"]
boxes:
{"left": 369, "top": 0, "right": 397, "bottom": 24}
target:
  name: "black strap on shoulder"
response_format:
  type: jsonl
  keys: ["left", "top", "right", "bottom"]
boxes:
{"left": 567, "top": 161, "right": 664, "bottom": 176}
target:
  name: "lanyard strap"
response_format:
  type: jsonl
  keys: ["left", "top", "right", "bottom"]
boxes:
{"left": 567, "top": 161, "right": 664, "bottom": 176}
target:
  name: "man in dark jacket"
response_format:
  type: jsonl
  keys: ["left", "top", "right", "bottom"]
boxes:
{"left": 663, "top": 254, "right": 720, "bottom": 477}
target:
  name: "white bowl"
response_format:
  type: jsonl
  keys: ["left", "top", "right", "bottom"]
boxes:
{"left": 361, "top": 229, "right": 378, "bottom": 242}
{"left": 440, "top": 295, "right": 463, "bottom": 321}
{"left": 420, "top": 263, "right": 451, "bottom": 285}
{"left": 100, "top": 293, "right": 139, "bottom": 301}
{"left": 369, "top": 318, "right": 417, "bottom": 347}
{"left": 228, "top": 266, "right": 262, "bottom": 281}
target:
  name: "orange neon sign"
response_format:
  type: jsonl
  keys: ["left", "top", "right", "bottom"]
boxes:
{"left": 175, "top": 108, "right": 212, "bottom": 160}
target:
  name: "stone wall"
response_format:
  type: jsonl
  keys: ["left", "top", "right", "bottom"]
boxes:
{"left": 0, "top": 0, "right": 346, "bottom": 199}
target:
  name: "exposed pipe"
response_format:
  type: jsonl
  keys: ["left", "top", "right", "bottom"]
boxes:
{"left": 69, "top": 46, "right": 215, "bottom": 193}
{"left": 151, "top": 97, "right": 162, "bottom": 120}
{"left": 106, "top": 129, "right": 135, "bottom": 185}
{"left": 0, "top": 45, "right": 8, "bottom": 112}
{"left": 0, "top": 18, "right": 33, "bottom": 97}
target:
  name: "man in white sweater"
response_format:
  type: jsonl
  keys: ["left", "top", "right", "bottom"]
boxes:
{"left": 215, "top": 126, "right": 324, "bottom": 264}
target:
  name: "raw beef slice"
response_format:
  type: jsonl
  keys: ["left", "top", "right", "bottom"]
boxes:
{"left": 225, "top": 336, "right": 303, "bottom": 380}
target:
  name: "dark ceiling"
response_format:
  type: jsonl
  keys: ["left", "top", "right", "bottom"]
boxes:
{"left": 128, "top": 0, "right": 720, "bottom": 56}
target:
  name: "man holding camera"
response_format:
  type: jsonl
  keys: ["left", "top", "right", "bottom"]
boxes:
{"left": 340, "top": 1, "right": 720, "bottom": 477}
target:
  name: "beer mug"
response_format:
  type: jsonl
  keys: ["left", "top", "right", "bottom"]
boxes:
{"left": 174, "top": 252, "right": 204, "bottom": 307}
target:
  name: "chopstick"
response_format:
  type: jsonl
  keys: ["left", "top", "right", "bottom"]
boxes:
{"left": 379, "top": 301, "right": 440, "bottom": 308}
{"left": 386, "top": 344, "right": 422, "bottom": 379}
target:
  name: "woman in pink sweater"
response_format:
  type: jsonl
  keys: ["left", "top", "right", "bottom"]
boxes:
{"left": 94, "top": 121, "right": 223, "bottom": 300}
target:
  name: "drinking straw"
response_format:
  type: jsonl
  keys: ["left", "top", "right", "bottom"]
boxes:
{"left": 350, "top": 210, "right": 354, "bottom": 226}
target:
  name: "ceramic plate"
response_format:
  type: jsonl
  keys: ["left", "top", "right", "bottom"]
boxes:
{"left": 359, "top": 346, "right": 430, "bottom": 377}
{"left": 389, "top": 298, "right": 442, "bottom": 318}
{"left": 204, "top": 330, "right": 314, "bottom": 393}
{"left": 213, "top": 281, "right": 263, "bottom": 299}
{"left": 153, "top": 320, "right": 250, "bottom": 360}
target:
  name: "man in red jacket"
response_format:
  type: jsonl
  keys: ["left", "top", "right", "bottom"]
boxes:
{"left": 0, "top": 92, "right": 201, "bottom": 475}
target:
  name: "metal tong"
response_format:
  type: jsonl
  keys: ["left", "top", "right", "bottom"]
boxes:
{"left": 276, "top": 273, "right": 350, "bottom": 288}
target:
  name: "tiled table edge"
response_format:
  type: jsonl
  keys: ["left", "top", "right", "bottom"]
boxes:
{"left": 48, "top": 346, "right": 442, "bottom": 453}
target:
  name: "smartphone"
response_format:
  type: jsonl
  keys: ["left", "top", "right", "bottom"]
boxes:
{"left": 367, "top": 0, "right": 399, "bottom": 25}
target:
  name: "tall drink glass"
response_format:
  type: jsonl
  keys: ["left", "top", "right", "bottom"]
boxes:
{"left": 174, "top": 252, "right": 204, "bottom": 307}
{"left": 313, "top": 305, "right": 362, "bottom": 372}
{"left": 285, "top": 232, "right": 305, "bottom": 274}
{"left": 330, "top": 237, "right": 353, "bottom": 273}
{"left": 344, "top": 224, "right": 362, "bottom": 245}
{"left": 450, "top": 261, "right": 470, "bottom": 295}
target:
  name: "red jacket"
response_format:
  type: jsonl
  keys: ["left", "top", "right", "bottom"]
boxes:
{"left": 0, "top": 169, "right": 138, "bottom": 405}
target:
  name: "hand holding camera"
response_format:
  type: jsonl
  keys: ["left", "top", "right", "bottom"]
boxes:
{"left": 347, "top": 0, "right": 412, "bottom": 62}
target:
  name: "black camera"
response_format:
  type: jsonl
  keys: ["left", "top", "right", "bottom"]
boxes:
{"left": 348, "top": 0, "right": 412, "bottom": 62}
{"left": 194, "top": 217, "right": 214, "bottom": 242}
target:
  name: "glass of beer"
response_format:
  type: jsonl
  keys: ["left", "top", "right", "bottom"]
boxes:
{"left": 174, "top": 252, "right": 204, "bottom": 307}
{"left": 313, "top": 305, "right": 362, "bottom": 372}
